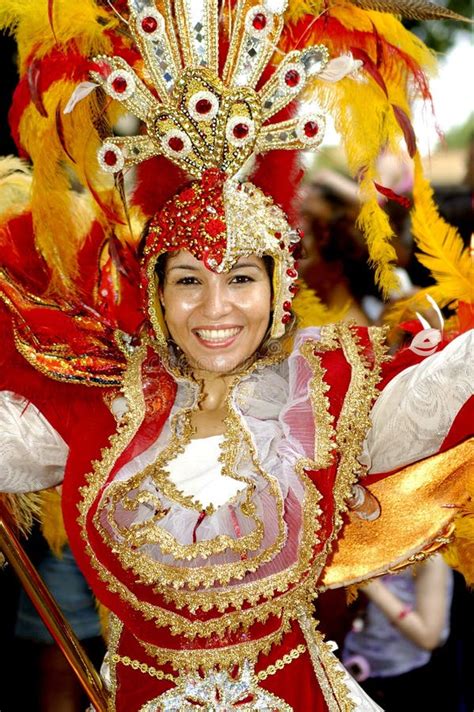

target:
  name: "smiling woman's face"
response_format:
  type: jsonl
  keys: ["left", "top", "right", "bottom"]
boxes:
{"left": 160, "top": 250, "right": 272, "bottom": 374}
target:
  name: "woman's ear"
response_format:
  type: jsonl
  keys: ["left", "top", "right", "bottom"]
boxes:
{"left": 158, "top": 282, "right": 165, "bottom": 309}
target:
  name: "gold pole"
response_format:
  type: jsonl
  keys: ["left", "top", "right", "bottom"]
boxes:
{"left": 0, "top": 507, "right": 109, "bottom": 712}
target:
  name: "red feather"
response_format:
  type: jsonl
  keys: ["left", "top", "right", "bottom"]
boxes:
{"left": 350, "top": 47, "right": 388, "bottom": 96}
{"left": 48, "top": 0, "right": 58, "bottom": 43}
{"left": 55, "top": 104, "right": 76, "bottom": 163}
{"left": 252, "top": 150, "right": 304, "bottom": 225}
{"left": 27, "top": 60, "right": 48, "bottom": 118}
{"left": 131, "top": 156, "right": 188, "bottom": 218}
{"left": 374, "top": 182, "right": 412, "bottom": 208}
{"left": 392, "top": 105, "right": 417, "bottom": 157}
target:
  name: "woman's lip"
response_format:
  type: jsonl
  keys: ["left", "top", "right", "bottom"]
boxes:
{"left": 192, "top": 326, "right": 243, "bottom": 348}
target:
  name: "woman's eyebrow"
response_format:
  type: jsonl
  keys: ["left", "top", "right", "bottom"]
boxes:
{"left": 167, "top": 264, "right": 200, "bottom": 272}
{"left": 230, "top": 262, "right": 262, "bottom": 271}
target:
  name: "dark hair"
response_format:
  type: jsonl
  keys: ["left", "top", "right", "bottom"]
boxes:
{"left": 154, "top": 251, "right": 169, "bottom": 284}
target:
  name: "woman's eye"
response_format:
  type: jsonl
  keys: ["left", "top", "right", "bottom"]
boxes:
{"left": 176, "top": 276, "right": 200, "bottom": 285}
{"left": 231, "top": 274, "right": 254, "bottom": 284}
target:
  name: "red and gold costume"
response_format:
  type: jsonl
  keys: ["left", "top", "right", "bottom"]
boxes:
{"left": 0, "top": 1, "right": 473, "bottom": 710}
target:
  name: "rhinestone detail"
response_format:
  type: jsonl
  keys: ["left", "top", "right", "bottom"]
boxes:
{"left": 226, "top": 116, "right": 255, "bottom": 147}
{"left": 136, "top": 8, "right": 165, "bottom": 39}
{"left": 106, "top": 69, "right": 136, "bottom": 100}
{"left": 162, "top": 130, "right": 192, "bottom": 157}
{"left": 245, "top": 6, "right": 273, "bottom": 38}
{"left": 98, "top": 143, "right": 124, "bottom": 173}
{"left": 188, "top": 90, "right": 219, "bottom": 122}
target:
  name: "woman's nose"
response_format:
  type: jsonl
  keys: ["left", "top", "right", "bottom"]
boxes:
{"left": 201, "top": 281, "right": 233, "bottom": 320}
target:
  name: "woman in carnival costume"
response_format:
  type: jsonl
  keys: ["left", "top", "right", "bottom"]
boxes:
{"left": 0, "top": 0, "right": 473, "bottom": 710}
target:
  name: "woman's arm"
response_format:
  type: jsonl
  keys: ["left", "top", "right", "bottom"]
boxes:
{"left": 361, "top": 330, "right": 473, "bottom": 474}
{"left": 0, "top": 391, "right": 68, "bottom": 493}
{"left": 363, "top": 555, "right": 451, "bottom": 651}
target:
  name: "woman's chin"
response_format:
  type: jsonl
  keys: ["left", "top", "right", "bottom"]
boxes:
{"left": 187, "top": 350, "right": 252, "bottom": 375}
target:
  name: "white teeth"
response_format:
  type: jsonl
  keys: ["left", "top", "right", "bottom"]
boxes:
{"left": 196, "top": 328, "right": 240, "bottom": 341}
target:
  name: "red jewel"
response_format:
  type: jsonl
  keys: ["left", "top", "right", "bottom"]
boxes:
{"left": 104, "top": 150, "right": 118, "bottom": 166}
{"left": 141, "top": 16, "right": 158, "bottom": 33}
{"left": 112, "top": 76, "right": 128, "bottom": 94}
{"left": 233, "top": 123, "right": 249, "bottom": 139}
{"left": 285, "top": 69, "right": 300, "bottom": 88}
{"left": 286, "top": 268, "right": 297, "bottom": 278}
{"left": 279, "top": 241, "right": 285, "bottom": 250}
{"left": 252, "top": 13, "right": 267, "bottom": 30}
{"left": 274, "top": 231, "right": 282, "bottom": 239}
{"left": 281, "top": 313, "right": 292, "bottom": 324}
{"left": 297, "top": 228, "right": 304, "bottom": 238}
{"left": 304, "top": 121, "right": 319, "bottom": 138}
{"left": 289, "top": 283, "right": 298, "bottom": 294}
{"left": 168, "top": 136, "right": 184, "bottom": 152}
{"left": 195, "top": 98, "right": 212, "bottom": 115}
{"left": 283, "top": 301, "right": 292, "bottom": 311}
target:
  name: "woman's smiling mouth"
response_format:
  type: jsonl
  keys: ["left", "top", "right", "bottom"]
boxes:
{"left": 193, "top": 326, "right": 242, "bottom": 346}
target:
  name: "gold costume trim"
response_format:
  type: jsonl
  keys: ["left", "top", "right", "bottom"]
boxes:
{"left": 137, "top": 607, "right": 295, "bottom": 674}
{"left": 110, "top": 643, "right": 307, "bottom": 685}
{"left": 92, "top": 346, "right": 290, "bottom": 589}
{"left": 78, "top": 326, "right": 388, "bottom": 653}
{"left": 298, "top": 610, "right": 356, "bottom": 712}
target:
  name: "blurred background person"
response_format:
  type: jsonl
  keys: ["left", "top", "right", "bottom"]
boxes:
{"left": 342, "top": 556, "right": 455, "bottom": 711}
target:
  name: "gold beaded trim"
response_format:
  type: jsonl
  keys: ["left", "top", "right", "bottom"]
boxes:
{"left": 110, "top": 642, "right": 307, "bottom": 685}
{"left": 256, "top": 643, "right": 307, "bottom": 681}
{"left": 110, "top": 653, "right": 177, "bottom": 683}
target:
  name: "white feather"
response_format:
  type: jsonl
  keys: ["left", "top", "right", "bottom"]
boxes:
{"left": 63, "top": 81, "right": 98, "bottom": 115}
{"left": 319, "top": 53, "right": 363, "bottom": 83}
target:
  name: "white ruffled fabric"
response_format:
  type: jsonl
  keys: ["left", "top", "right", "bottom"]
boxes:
{"left": 167, "top": 435, "right": 246, "bottom": 509}
{"left": 0, "top": 391, "right": 68, "bottom": 493}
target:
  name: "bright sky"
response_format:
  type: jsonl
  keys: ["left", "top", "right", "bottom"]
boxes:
{"left": 321, "top": 33, "right": 474, "bottom": 156}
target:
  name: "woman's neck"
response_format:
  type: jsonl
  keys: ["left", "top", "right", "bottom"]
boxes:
{"left": 189, "top": 372, "right": 232, "bottom": 438}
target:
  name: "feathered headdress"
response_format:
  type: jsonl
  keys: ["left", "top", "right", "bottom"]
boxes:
{"left": 0, "top": 0, "right": 470, "bottom": 379}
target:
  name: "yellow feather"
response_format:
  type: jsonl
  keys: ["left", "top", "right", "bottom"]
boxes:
{"left": 97, "top": 602, "right": 110, "bottom": 641}
{"left": 0, "top": 492, "right": 42, "bottom": 539}
{"left": 16, "top": 78, "right": 128, "bottom": 289}
{"left": 39, "top": 488, "right": 68, "bottom": 557}
{"left": 0, "top": 0, "right": 118, "bottom": 75}
{"left": 284, "top": 0, "right": 325, "bottom": 22}
{"left": 357, "top": 198, "right": 399, "bottom": 295}
{"left": 310, "top": 76, "right": 401, "bottom": 294}
{"left": 411, "top": 154, "right": 473, "bottom": 304}
{"left": 388, "top": 154, "right": 473, "bottom": 322}
{"left": 292, "top": 279, "right": 347, "bottom": 328}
